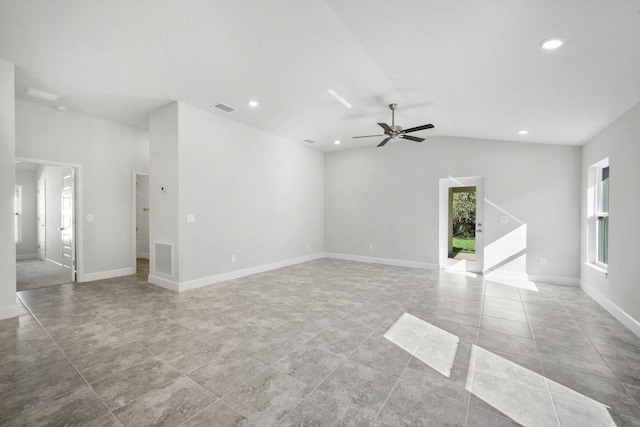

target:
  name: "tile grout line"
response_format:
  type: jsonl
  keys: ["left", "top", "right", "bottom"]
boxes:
{"left": 11, "top": 293, "right": 122, "bottom": 426}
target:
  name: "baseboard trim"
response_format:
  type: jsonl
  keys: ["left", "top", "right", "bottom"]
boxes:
{"left": 82, "top": 267, "right": 135, "bottom": 283}
{"left": 45, "top": 258, "right": 62, "bottom": 268}
{"left": 0, "top": 304, "right": 20, "bottom": 320}
{"left": 324, "top": 253, "right": 439, "bottom": 270}
{"left": 177, "top": 253, "right": 325, "bottom": 292}
{"left": 16, "top": 253, "right": 38, "bottom": 261}
{"left": 580, "top": 280, "right": 640, "bottom": 338}
{"left": 148, "top": 274, "right": 179, "bottom": 292}
{"left": 484, "top": 270, "right": 579, "bottom": 286}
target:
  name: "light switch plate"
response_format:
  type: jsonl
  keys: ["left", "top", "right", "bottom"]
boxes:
{"left": 186, "top": 214, "right": 196, "bottom": 223}
{"left": 499, "top": 215, "right": 509, "bottom": 224}
{"left": 87, "top": 214, "right": 94, "bottom": 222}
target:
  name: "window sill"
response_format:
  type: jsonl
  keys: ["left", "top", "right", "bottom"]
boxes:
{"left": 584, "top": 262, "right": 608, "bottom": 278}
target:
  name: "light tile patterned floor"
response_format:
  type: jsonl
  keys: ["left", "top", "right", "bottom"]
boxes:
{"left": 1, "top": 259, "right": 639, "bottom": 426}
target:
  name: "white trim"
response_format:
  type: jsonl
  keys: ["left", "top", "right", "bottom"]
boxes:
{"left": 148, "top": 274, "right": 180, "bottom": 292}
{"left": 81, "top": 267, "right": 135, "bottom": 283}
{"left": 485, "top": 270, "right": 580, "bottom": 286}
{"left": 325, "top": 252, "right": 439, "bottom": 271}
{"left": 176, "top": 253, "right": 325, "bottom": 292}
{"left": 584, "top": 262, "right": 608, "bottom": 278}
{"left": 580, "top": 279, "right": 640, "bottom": 338}
{"left": 45, "top": 257, "right": 62, "bottom": 268}
{"left": 0, "top": 304, "right": 20, "bottom": 320}
{"left": 16, "top": 253, "right": 38, "bottom": 261}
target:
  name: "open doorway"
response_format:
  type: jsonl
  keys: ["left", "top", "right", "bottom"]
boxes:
{"left": 15, "top": 161, "right": 77, "bottom": 291}
{"left": 449, "top": 186, "right": 477, "bottom": 261}
{"left": 439, "top": 176, "right": 484, "bottom": 274}
{"left": 133, "top": 172, "right": 150, "bottom": 277}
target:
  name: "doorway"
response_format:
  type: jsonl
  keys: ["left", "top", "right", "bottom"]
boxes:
{"left": 133, "top": 172, "right": 150, "bottom": 275}
{"left": 439, "top": 177, "right": 484, "bottom": 273}
{"left": 15, "top": 161, "right": 78, "bottom": 290}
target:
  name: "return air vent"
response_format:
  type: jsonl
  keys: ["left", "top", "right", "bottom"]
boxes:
{"left": 155, "top": 242, "right": 172, "bottom": 275}
{"left": 212, "top": 103, "right": 236, "bottom": 113}
{"left": 304, "top": 139, "right": 317, "bottom": 144}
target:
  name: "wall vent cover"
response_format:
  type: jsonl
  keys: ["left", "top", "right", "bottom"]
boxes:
{"left": 212, "top": 103, "right": 236, "bottom": 113}
{"left": 155, "top": 242, "right": 172, "bottom": 275}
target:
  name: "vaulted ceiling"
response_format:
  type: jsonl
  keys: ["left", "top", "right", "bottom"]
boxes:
{"left": 1, "top": 0, "right": 639, "bottom": 151}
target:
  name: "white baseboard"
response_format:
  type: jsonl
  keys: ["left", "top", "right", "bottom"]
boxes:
{"left": 0, "top": 304, "right": 20, "bottom": 320}
{"left": 325, "top": 252, "right": 439, "bottom": 270}
{"left": 148, "top": 274, "right": 179, "bottom": 292}
{"left": 580, "top": 280, "right": 640, "bottom": 338}
{"left": 484, "top": 270, "right": 579, "bottom": 287}
{"left": 45, "top": 258, "right": 62, "bottom": 268}
{"left": 82, "top": 267, "right": 135, "bottom": 283}
{"left": 16, "top": 253, "right": 38, "bottom": 261}
{"left": 177, "top": 253, "right": 325, "bottom": 292}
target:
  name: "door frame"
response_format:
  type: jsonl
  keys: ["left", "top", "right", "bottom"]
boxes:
{"left": 131, "top": 171, "right": 150, "bottom": 274}
{"left": 439, "top": 176, "right": 484, "bottom": 273}
{"left": 16, "top": 157, "right": 84, "bottom": 282}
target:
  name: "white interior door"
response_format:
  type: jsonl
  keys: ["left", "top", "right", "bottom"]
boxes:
{"left": 60, "top": 171, "right": 75, "bottom": 281}
{"left": 37, "top": 179, "right": 46, "bottom": 260}
{"left": 439, "top": 176, "right": 484, "bottom": 273}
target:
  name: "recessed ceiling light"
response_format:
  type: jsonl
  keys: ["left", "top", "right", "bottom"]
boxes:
{"left": 328, "top": 89, "right": 353, "bottom": 109}
{"left": 248, "top": 100, "right": 259, "bottom": 108}
{"left": 541, "top": 38, "right": 563, "bottom": 50}
{"left": 334, "top": 140, "right": 341, "bottom": 145}
{"left": 518, "top": 130, "right": 528, "bottom": 135}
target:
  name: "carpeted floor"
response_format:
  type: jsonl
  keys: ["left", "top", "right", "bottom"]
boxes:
{"left": 16, "top": 259, "right": 72, "bottom": 291}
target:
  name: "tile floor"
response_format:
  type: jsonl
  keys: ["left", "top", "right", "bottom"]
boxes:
{"left": 1, "top": 259, "right": 639, "bottom": 426}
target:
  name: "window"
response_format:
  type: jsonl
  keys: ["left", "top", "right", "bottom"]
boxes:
{"left": 587, "top": 158, "right": 609, "bottom": 273}
{"left": 596, "top": 166, "right": 609, "bottom": 266}
{"left": 14, "top": 185, "right": 22, "bottom": 243}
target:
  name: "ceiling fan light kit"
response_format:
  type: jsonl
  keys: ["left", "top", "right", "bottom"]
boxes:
{"left": 353, "top": 103, "right": 434, "bottom": 147}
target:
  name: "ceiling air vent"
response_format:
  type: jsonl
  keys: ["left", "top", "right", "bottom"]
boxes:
{"left": 304, "top": 139, "right": 317, "bottom": 144}
{"left": 212, "top": 103, "right": 236, "bottom": 113}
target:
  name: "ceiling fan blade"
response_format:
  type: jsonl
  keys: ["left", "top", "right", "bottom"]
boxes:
{"left": 403, "top": 124, "right": 434, "bottom": 134}
{"left": 377, "top": 137, "right": 391, "bottom": 147}
{"left": 378, "top": 122, "right": 392, "bottom": 133}
{"left": 401, "top": 134, "right": 425, "bottom": 142}
{"left": 352, "top": 134, "right": 385, "bottom": 139}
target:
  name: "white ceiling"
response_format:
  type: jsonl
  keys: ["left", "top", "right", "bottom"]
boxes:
{"left": 1, "top": 0, "right": 639, "bottom": 152}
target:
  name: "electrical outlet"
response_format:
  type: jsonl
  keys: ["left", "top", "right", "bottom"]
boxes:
{"left": 231, "top": 254, "right": 236, "bottom": 262}
{"left": 369, "top": 243, "right": 373, "bottom": 250}
{"left": 540, "top": 256, "right": 548, "bottom": 265}
{"left": 499, "top": 215, "right": 509, "bottom": 224}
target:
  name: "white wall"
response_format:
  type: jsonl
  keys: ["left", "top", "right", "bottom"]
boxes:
{"left": 15, "top": 99, "right": 149, "bottom": 281}
{"left": 0, "top": 59, "right": 18, "bottom": 319}
{"left": 325, "top": 136, "right": 581, "bottom": 282}
{"left": 581, "top": 101, "right": 640, "bottom": 332}
{"left": 15, "top": 168, "right": 37, "bottom": 259}
{"left": 149, "top": 103, "right": 180, "bottom": 283}
{"left": 148, "top": 102, "right": 325, "bottom": 290}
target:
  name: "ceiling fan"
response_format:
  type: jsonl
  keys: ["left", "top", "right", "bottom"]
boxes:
{"left": 353, "top": 103, "right": 434, "bottom": 147}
